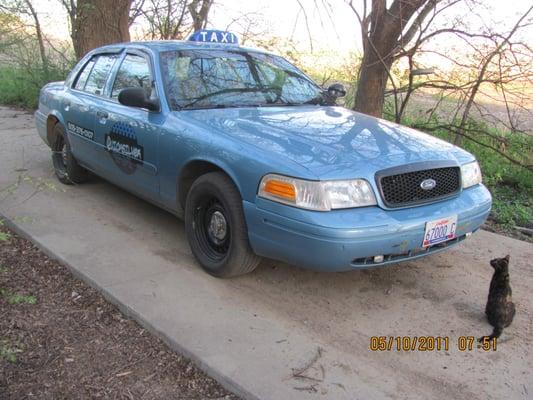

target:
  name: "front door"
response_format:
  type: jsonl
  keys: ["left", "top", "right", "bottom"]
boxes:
{"left": 93, "top": 52, "right": 161, "bottom": 201}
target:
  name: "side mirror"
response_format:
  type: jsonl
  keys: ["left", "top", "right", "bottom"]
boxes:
{"left": 118, "top": 87, "right": 159, "bottom": 111}
{"left": 327, "top": 83, "right": 346, "bottom": 98}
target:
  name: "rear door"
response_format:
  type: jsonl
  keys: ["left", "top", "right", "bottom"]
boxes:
{"left": 64, "top": 53, "right": 120, "bottom": 172}
{"left": 93, "top": 51, "right": 161, "bottom": 201}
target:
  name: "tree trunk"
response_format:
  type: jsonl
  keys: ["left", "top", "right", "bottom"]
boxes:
{"left": 353, "top": 46, "right": 392, "bottom": 117}
{"left": 24, "top": 0, "right": 48, "bottom": 77}
{"left": 73, "top": 0, "right": 133, "bottom": 59}
{"left": 188, "top": 0, "right": 212, "bottom": 31}
{"left": 352, "top": 0, "right": 428, "bottom": 118}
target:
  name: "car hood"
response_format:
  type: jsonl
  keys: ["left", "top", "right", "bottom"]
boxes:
{"left": 180, "top": 106, "right": 474, "bottom": 179}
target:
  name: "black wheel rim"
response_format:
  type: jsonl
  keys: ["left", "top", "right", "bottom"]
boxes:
{"left": 193, "top": 197, "right": 231, "bottom": 262}
{"left": 52, "top": 135, "right": 67, "bottom": 175}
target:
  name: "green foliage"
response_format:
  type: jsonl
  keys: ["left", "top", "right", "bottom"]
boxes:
{"left": 0, "top": 340, "right": 22, "bottom": 363}
{"left": 391, "top": 114, "right": 533, "bottom": 232}
{"left": 0, "top": 231, "right": 11, "bottom": 242}
{"left": 0, "top": 9, "right": 74, "bottom": 110}
{"left": 0, "top": 65, "right": 67, "bottom": 109}
{"left": 7, "top": 293, "right": 38, "bottom": 305}
{"left": 0, "top": 265, "right": 8, "bottom": 273}
{"left": 0, "top": 288, "right": 37, "bottom": 305}
{"left": 0, "top": 12, "right": 26, "bottom": 52}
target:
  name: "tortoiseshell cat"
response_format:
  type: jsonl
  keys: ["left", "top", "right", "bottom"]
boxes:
{"left": 478, "top": 255, "right": 516, "bottom": 342}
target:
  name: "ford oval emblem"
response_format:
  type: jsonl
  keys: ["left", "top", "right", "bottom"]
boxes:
{"left": 420, "top": 178, "right": 436, "bottom": 191}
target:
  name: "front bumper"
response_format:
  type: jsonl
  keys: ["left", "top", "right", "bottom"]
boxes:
{"left": 243, "top": 184, "right": 492, "bottom": 271}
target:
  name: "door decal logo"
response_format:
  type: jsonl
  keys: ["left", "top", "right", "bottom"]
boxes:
{"left": 105, "top": 122, "right": 144, "bottom": 175}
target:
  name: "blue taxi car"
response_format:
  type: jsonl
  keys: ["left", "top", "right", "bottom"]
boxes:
{"left": 35, "top": 30, "right": 492, "bottom": 277}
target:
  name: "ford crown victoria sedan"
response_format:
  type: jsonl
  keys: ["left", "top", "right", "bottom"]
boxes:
{"left": 35, "top": 30, "right": 492, "bottom": 277}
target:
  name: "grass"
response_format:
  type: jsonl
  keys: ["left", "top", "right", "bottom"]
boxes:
{"left": 0, "top": 265, "right": 8, "bottom": 273}
{"left": 0, "top": 288, "right": 37, "bottom": 305}
{"left": 0, "top": 65, "right": 67, "bottom": 109}
{"left": 460, "top": 128, "right": 532, "bottom": 231}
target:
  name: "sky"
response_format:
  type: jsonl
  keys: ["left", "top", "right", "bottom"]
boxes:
{"left": 32, "top": 0, "right": 533, "bottom": 59}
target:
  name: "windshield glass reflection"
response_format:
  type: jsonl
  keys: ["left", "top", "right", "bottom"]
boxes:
{"left": 160, "top": 49, "right": 323, "bottom": 110}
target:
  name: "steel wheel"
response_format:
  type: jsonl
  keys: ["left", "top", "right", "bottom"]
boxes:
{"left": 185, "top": 172, "right": 261, "bottom": 277}
{"left": 52, "top": 133, "right": 68, "bottom": 180}
{"left": 51, "top": 123, "right": 88, "bottom": 185}
{"left": 193, "top": 197, "right": 231, "bottom": 262}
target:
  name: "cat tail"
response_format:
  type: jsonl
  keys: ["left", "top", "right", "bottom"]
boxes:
{"left": 478, "top": 326, "right": 503, "bottom": 343}
{"left": 488, "top": 326, "right": 503, "bottom": 339}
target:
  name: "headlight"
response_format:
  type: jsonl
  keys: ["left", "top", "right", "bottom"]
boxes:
{"left": 461, "top": 161, "right": 482, "bottom": 188}
{"left": 258, "top": 174, "right": 377, "bottom": 211}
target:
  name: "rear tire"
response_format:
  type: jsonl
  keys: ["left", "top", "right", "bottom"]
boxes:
{"left": 52, "top": 123, "right": 88, "bottom": 185}
{"left": 185, "top": 172, "right": 261, "bottom": 278}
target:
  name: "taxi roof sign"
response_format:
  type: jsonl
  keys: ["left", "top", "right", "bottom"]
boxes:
{"left": 188, "top": 30, "right": 239, "bottom": 45}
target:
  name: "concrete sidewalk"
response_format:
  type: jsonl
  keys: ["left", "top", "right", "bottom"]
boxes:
{"left": 1, "top": 106, "right": 532, "bottom": 400}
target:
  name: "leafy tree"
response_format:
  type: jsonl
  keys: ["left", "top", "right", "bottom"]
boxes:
{"left": 0, "top": 0, "right": 49, "bottom": 76}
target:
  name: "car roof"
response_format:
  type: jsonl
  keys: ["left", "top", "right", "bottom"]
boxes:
{"left": 95, "top": 40, "right": 273, "bottom": 56}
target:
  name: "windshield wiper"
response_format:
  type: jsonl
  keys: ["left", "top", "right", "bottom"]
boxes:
{"left": 264, "top": 95, "right": 324, "bottom": 107}
{"left": 181, "top": 104, "right": 232, "bottom": 110}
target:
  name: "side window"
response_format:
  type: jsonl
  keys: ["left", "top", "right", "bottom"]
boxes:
{"left": 82, "top": 55, "right": 118, "bottom": 95}
{"left": 111, "top": 54, "right": 152, "bottom": 99}
{"left": 74, "top": 58, "right": 96, "bottom": 90}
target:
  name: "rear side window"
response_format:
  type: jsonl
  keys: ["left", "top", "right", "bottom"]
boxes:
{"left": 111, "top": 54, "right": 152, "bottom": 99}
{"left": 75, "top": 54, "right": 118, "bottom": 95}
{"left": 74, "top": 58, "right": 96, "bottom": 90}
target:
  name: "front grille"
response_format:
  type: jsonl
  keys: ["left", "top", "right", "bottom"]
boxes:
{"left": 378, "top": 166, "right": 461, "bottom": 207}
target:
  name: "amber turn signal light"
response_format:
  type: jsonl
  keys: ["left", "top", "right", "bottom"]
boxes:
{"left": 262, "top": 179, "right": 296, "bottom": 202}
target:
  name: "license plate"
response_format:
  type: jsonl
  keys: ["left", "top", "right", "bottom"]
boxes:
{"left": 423, "top": 215, "right": 457, "bottom": 247}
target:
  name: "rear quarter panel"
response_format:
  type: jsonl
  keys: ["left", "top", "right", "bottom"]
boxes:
{"left": 35, "top": 82, "right": 67, "bottom": 146}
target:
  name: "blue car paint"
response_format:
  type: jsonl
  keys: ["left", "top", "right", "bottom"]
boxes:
{"left": 35, "top": 40, "right": 492, "bottom": 272}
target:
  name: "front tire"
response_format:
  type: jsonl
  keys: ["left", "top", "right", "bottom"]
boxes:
{"left": 185, "top": 172, "right": 261, "bottom": 278}
{"left": 51, "top": 123, "right": 88, "bottom": 185}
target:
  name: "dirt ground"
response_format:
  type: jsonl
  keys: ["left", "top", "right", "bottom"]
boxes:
{"left": 0, "top": 226, "right": 238, "bottom": 400}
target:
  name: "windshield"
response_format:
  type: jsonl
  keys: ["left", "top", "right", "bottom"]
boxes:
{"left": 160, "top": 49, "right": 324, "bottom": 110}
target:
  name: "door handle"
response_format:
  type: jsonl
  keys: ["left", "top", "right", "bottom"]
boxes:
{"left": 96, "top": 110, "right": 109, "bottom": 119}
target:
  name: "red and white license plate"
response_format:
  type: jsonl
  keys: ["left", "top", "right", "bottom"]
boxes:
{"left": 422, "top": 215, "right": 457, "bottom": 247}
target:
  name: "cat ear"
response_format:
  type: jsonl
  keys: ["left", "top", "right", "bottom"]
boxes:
{"left": 504, "top": 255, "right": 510, "bottom": 262}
